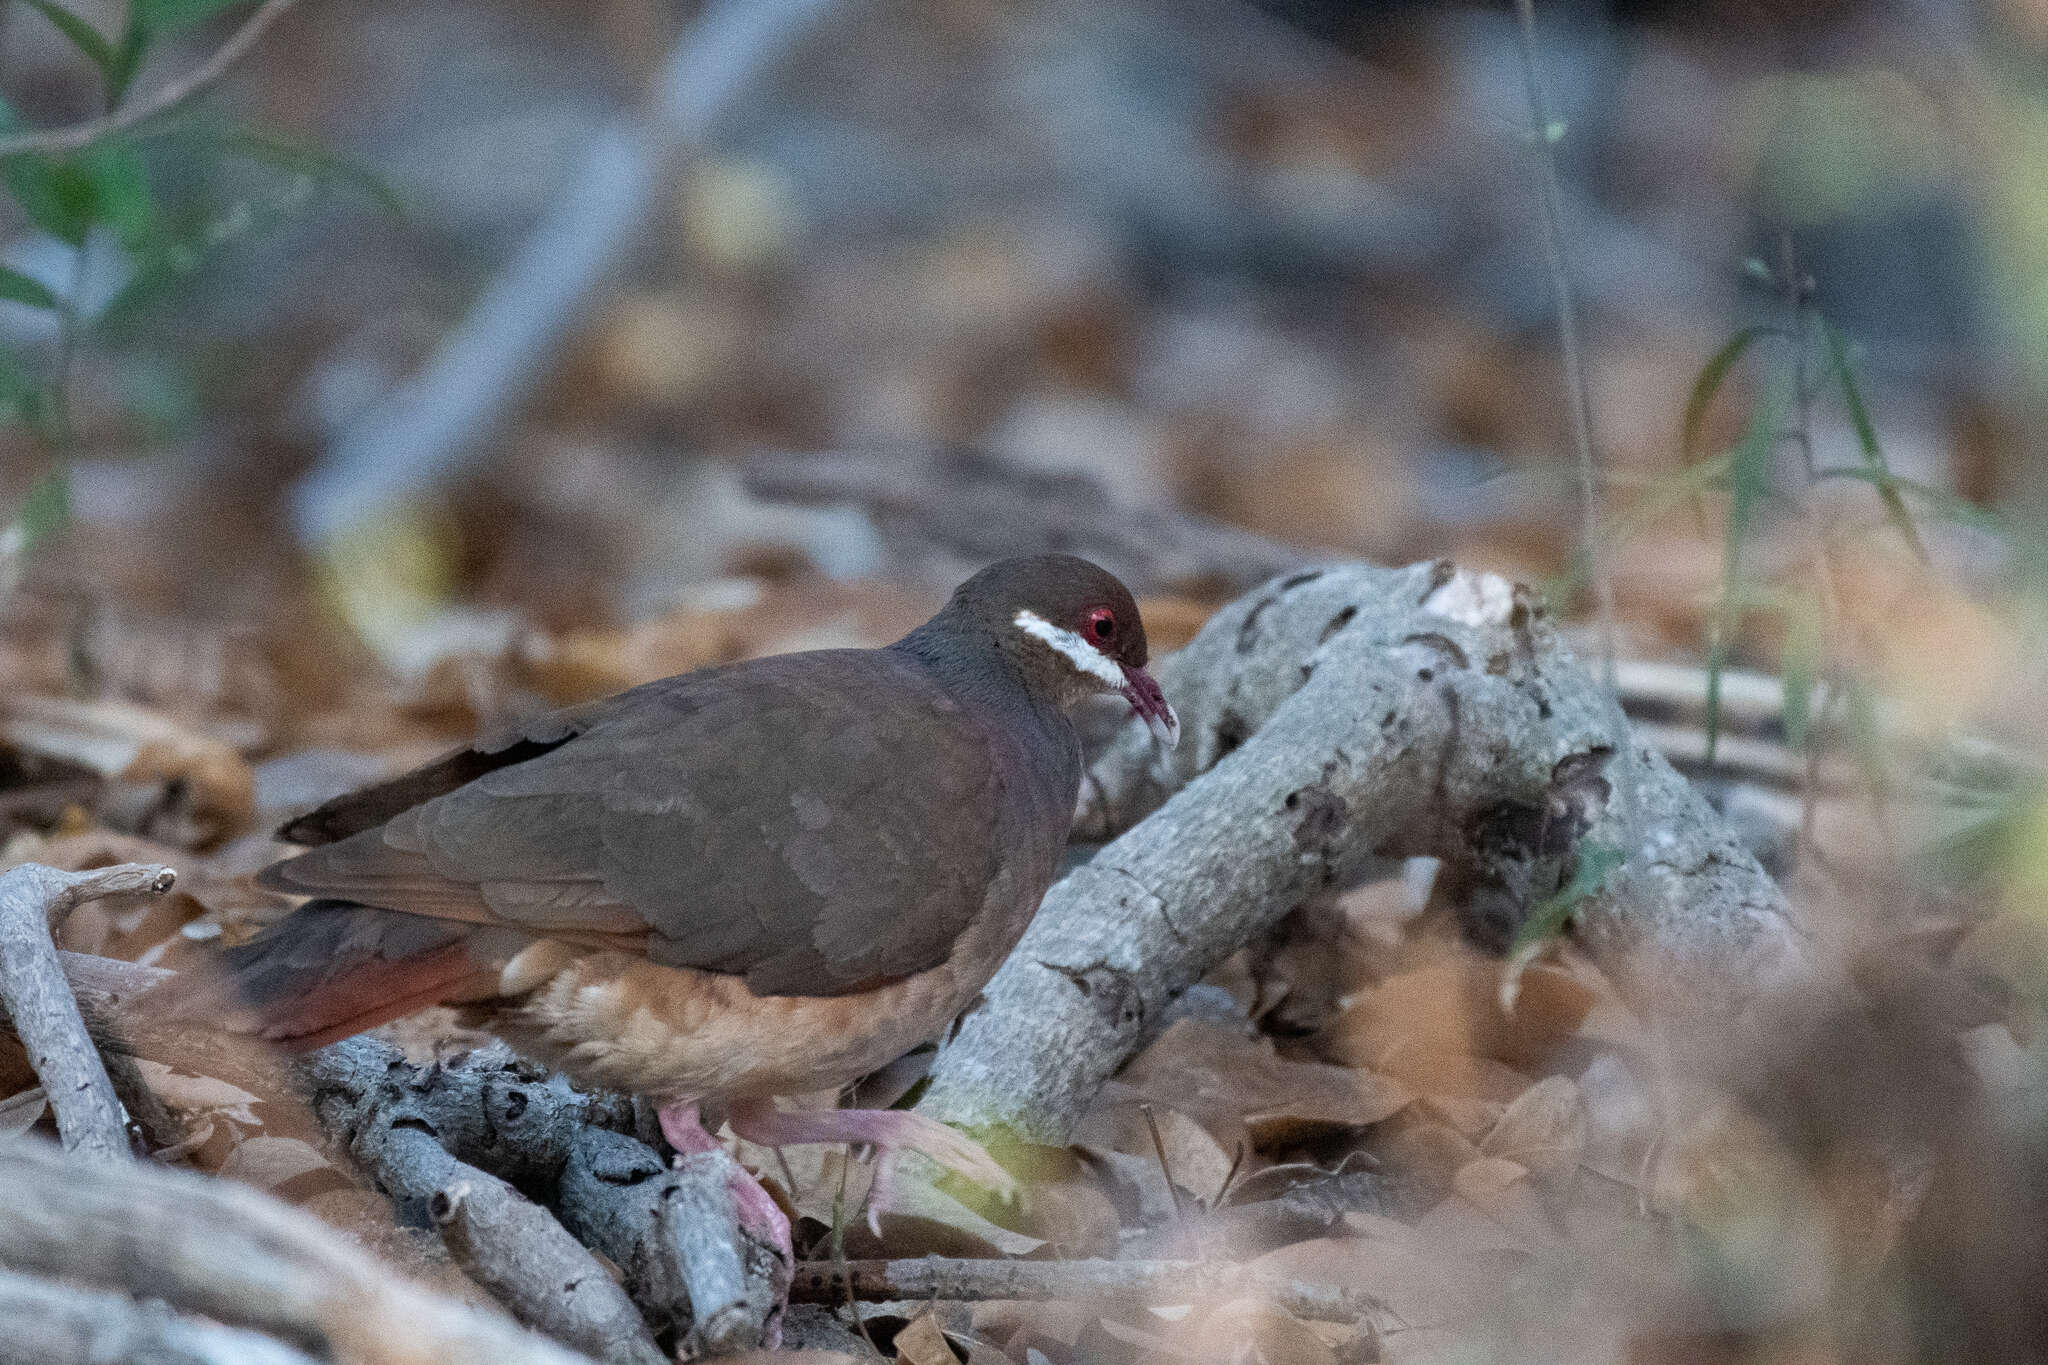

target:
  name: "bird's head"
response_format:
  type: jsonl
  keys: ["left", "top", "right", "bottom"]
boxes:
{"left": 946, "top": 554, "right": 1179, "bottom": 749}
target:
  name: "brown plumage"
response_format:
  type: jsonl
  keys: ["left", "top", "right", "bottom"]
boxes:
{"left": 169, "top": 555, "right": 1177, "bottom": 1246}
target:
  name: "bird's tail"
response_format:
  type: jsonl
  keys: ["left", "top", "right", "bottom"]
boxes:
{"left": 157, "top": 900, "right": 499, "bottom": 1050}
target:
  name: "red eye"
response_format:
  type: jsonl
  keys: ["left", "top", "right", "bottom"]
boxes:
{"left": 1087, "top": 608, "right": 1116, "bottom": 642}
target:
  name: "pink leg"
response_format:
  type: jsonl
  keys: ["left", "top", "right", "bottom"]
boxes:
{"left": 656, "top": 1100, "right": 793, "bottom": 1342}
{"left": 724, "top": 1098, "right": 1015, "bottom": 1235}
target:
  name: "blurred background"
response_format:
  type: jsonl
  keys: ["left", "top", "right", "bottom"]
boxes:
{"left": 4, "top": 0, "right": 2048, "bottom": 1362}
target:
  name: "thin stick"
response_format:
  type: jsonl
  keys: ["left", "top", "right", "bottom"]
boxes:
{"left": 789, "top": 1258, "right": 1379, "bottom": 1325}
{"left": 1509, "top": 0, "right": 1614, "bottom": 689}
{"left": 0, "top": 0, "right": 301, "bottom": 160}
{"left": 0, "top": 861, "right": 174, "bottom": 1161}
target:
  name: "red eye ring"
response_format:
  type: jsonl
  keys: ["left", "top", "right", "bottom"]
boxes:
{"left": 1086, "top": 607, "right": 1116, "bottom": 642}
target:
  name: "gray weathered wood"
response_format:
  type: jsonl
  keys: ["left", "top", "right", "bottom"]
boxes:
{"left": 0, "top": 1136, "right": 598, "bottom": 1365}
{"left": 920, "top": 562, "right": 1815, "bottom": 1143}
{"left": 0, "top": 861, "right": 174, "bottom": 1161}
{"left": 0, "top": 1266, "right": 322, "bottom": 1365}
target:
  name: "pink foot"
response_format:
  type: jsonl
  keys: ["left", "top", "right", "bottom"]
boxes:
{"left": 724, "top": 1098, "right": 1015, "bottom": 1235}
{"left": 657, "top": 1100, "right": 793, "bottom": 1342}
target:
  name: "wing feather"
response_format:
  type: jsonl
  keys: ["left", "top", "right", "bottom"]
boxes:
{"left": 257, "top": 650, "right": 1007, "bottom": 994}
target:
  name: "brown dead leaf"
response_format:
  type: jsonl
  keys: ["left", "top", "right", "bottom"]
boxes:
{"left": 1417, "top": 1094, "right": 1505, "bottom": 1140}
{"left": 1480, "top": 1075, "right": 1586, "bottom": 1189}
{"left": 1107, "top": 1019, "right": 1411, "bottom": 1155}
{"left": 895, "top": 1311, "right": 965, "bottom": 1365}
{"left": 0, "top": 1086, "right": 47, "bottom": 1140}
{"left": 217, "top": 1135, "right": 343, "bottom": 1195}
{"left": 1, "top": 695, "right": 254, "bottom": 847}
{"left": 1320, "top": 957, "right": 1595, "bottom": 1077}
{"left": 1096, "top": 1102, "right": 1235, "bottom": 1207}
{"left": 1018, "top": 1163, "right": 1122, "bottom": 1256}
{"left": 1131, "top": 596, "right": 1215, "bottom": 654}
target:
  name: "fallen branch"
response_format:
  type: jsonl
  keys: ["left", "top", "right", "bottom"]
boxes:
{"left": 744, "top": 448, "right": 1315, "bottom": 597}
{"left": 3, "top": 959, "right": 782, "bottom": 1354}
{"left": 305, "top": 1036, "right": 783, "bottom": 1353}
{"left": 0, "top": 0, "right": 300, "bottom": 160}
{"left": 0, "top": 1136, "right": 598, "bottom": 1365}
{"left": 0, "top": 860, "right": 175, "bottom": 1161}
{"left": 293, "top": 0, "right": 837, "bottom": 545}
{"left": 920, "top": 562, "right": 1816, "bottom": 1143}
{"left": 789, "top": 1257, "right": 1377, "bottom": 1324}
{"left": 0, "top": 1265, "right": 323, "bottom": 1365}
{"left": 349, "top": 1125, "right": 664, "bottom": 1365}
{"left": 557, "top": 1128, "right": 786, "bottom": 1355}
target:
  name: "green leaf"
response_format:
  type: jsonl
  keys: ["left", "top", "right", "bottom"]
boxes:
{"left": 107, "top": 15, "right": 154, "bottom": 106}
{"left": 5, "top": 154, "right": 100, "bottom": 246}
{"left": 0, "top": 346, "right": 46, "bottom": 426}
{"left": 81, "top": 142, "right": 160, "bottom": 252}
{"left": 130, "top": 0, "right": 246, "bottom": 34}
{"left": 14, "top": 467, "right": 70, "bottom": 549}
{"left": 1681, "top": 326, "right": 1771, "bottom": 462}
{"left": 17, "top": 0, "right": 115, "bottom": 75}
{"left": 1821, "top": 320, "right": 1928, "bottom": 564}
{"left": 205, "top": 127, "right": 407, "bottom": 218}
{"left": 0, "top": 267, "right": 60, "bottom": 310}
{"left": 1509, "top": 841, "right": 1627, "bottom": 957}
{"left": 1704, "top": 378, "right": 1788, "bottom": 764}
{"left": 1679, "top": 325, "right": 1771, "bottom": 533}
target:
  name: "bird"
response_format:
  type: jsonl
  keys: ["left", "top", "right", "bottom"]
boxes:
{"left": 180, "top": 554, "right": 1178, "bottom": 1268}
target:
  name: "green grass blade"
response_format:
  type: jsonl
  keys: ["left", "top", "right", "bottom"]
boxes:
{"left": 1822, "top": 320, "right": 1929, "bottom": 563}
{"left": 1508, "top": 840, "right": 1627, "bottom": 957}
{"left": 107, "top": 15, "right": 153, "bottom": 106}
{"left": 1813, "top": 467, "right": 2005, "bottom": 536}
{"left": 1678, "top": 325, "right": 1770, "bottom": 533}
{"left": 1682, "top": 325, "right": 1771, "bottom": 461}
{"left": 1780, "top": 591, "right": 1822, "bottom": 751}
{"left": 0, "top": 267, "right": 60, "bottom": 311}
{"left": 1705, "top": 379, "right": 1787, "bottom": 764}
{"left": 16, "top": 0, "right": 115, "bottom": 77}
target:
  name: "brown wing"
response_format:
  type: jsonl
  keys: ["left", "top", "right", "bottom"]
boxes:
{"left": 275, "top": 700, "right": 615, "bottom": 846}
{"left": 258, "top": 650, "right": 1005, "bottom": 996}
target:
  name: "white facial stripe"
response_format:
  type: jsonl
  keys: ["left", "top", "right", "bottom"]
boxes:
{"left": 1013, "top": 608, "right": 1125, "bottom": 686}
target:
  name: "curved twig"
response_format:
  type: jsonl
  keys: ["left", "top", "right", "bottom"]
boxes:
{"left": 790, "top": 1257, "right": 1379, "bottom": 1324}
{"left": 0, "top": 0, "right": 299, "bottom": 160}
{"left": 0, "top": 861, "right": 175, "bottom": 1161}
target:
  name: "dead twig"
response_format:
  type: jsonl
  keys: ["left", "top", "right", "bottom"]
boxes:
{"left": 0, "top": 860, "right": 174, "bottom": 1161}
{"left": 0, "top": 0, "right": 301, "bottom": 160}
{"left": 789, "top": 1257, "right": 1379, "bottom": 1325}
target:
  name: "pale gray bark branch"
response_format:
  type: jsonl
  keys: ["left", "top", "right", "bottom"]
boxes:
{"left": 346, "top": 1125, "right": 664, "bottom": 1365}
{"left": 0, "top": 860, "right": 175, "bottom": 1161}
{"left": 0, "top": 1137, "right": 598, "bottom": 1365}
{"left": 920, "top": 562, "right": 1815, "bottom": 1143}
{"left": 744, "top": 448, "right": 1315, "bottom": 597}
{"left": 790, "top": 1257, "right": 1377, "bottom": 1324}
{"left": 0, "top": 1266, "right": 322, "bottom": 1365}
{"left": 293, "top": 0, "right": 838, "bottom": 544}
